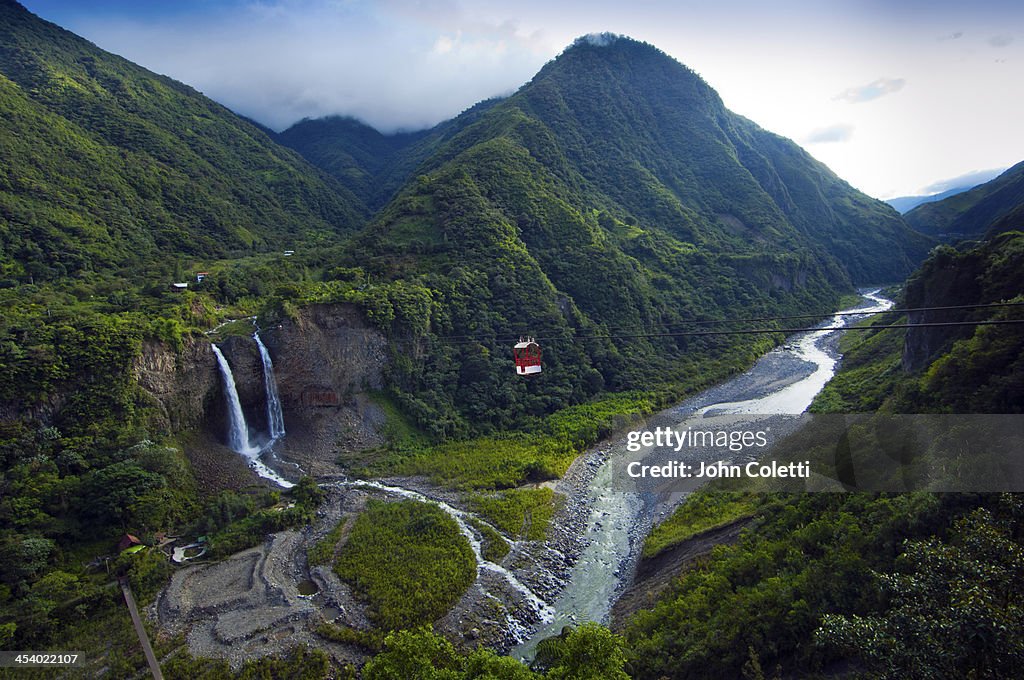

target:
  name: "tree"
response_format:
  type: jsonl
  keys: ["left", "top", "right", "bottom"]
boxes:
{"left": 540, "top": 623, "right": 630, "bottom": 680}
{"left": 362, "top": 627, "right": 462, "bottom": 680}
{"left": 816, "top": 504, "right": 1024, "bottom": 678}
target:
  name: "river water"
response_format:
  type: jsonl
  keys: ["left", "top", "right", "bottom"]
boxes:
{"left": 513, "top": 289, "right": 892, "bottom": 658}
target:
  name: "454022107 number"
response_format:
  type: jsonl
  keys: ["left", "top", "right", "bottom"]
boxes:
{"left": 0, "top": 652, "right": 84, "bottom": 667}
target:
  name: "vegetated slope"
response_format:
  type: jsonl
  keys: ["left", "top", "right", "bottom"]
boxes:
{"left": 0, "top": 0, "right": 364, "bottom": 284}
{"left": 903, "top": 160, "right": 1024, "bottom": 241}
{"left": 296, "top": 35, "right": 931, "bottom": 285}
{"left": 505, "top": 36, "right": 930, "bottom": 285}
{"left": 277, "top": 116, "right": 429, "bottom": 211}
{"left": 327, "top": 35, "right": 930, "bottom": 435}
{"left": 886, "top": 183, "right": 985, "bottom": 214}
{"left": 625, "top": 225, "right": 1024, "bottom": 679}
{"left": 277, "top": 98, "right": 501, "bottom": 211}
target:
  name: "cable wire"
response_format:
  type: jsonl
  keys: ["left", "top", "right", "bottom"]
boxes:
{"left": 437, "top": 301, "right": 1024, "bottom": 345}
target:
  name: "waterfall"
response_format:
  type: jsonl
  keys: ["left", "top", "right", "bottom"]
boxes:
{"left": 212, "top": 343, "right": 294, "bottom": 488}
{"left": 254, "top": 331, "right": 286, "bottom": 440}
{"left": 211, "top": 344, "right": 259, "bottom": 456}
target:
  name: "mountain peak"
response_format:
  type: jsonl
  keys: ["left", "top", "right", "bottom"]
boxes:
{"left": 536, "top": 32, "right": 712, "bottom": 103}
{"left": 572, "top": 32, "right": 627, "bottom": 48}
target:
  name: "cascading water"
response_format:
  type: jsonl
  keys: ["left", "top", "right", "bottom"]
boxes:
{"left": 212, "top": 343, "right": 294, "bottom": 488}
{"left": 254, "top": 331, "right": 286, "bottom": 440}
{"left": 346, "top": 480, "right": 555, "bottom": 639}
{"left": 212, "top": 344, "right": 259, "bottom": 456}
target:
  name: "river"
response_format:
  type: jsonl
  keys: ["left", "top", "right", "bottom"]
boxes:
{"left": 513, "top": 289, "right": 892, "bottom": 658}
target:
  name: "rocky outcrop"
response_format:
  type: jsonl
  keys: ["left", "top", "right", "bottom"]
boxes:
{"left": 134, "top": 335, "right": 220, "bottom": 433}
{"left": 258, "top": 304, "right": 389, "bottom": 474}
{"left": 133, "top": 304, "right": 388, "bottom": 478}
{"left": 900, "top": 247, "right": 984, "bottom": 372}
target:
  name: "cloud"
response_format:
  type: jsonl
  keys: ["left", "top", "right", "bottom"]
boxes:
{"left": 937, "top": 31, "right": 963, "bottom": 41}
{"left": 69, "top": 0, "right": 555, "bottom": 132}
{"left": 804, "top": 124, "right": 854, "bottom": 144}
{"left": 919, "top": 167, "right": 1007, "bottom": 194}
{"left": 989, "top": 34, "right": 1014, "bottom": 48}
{"left": 833, "top": 77, "right": 906, "bottom": 103}
{"left": 575, "top": 32, "right": 623, "bottom": 47}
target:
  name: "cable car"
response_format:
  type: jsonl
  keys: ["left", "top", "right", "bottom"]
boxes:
{"left": 513, "top": 337, "right": 542, "bottom": 375}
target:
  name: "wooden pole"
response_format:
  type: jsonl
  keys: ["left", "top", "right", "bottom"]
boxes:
{"left": 119, "top": 579, "right": 164, "bottom": 680}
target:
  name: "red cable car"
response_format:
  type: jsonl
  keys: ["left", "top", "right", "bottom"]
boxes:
{"left": 513, "top": 337, "right": 542, "bottom": 375}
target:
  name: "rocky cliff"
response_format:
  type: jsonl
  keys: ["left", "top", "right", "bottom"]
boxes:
{"left": 900, "top": 247, "right": 986, "bottom": 372}
{"left": 132, "top": 303, "right": 389, "bottom": 481}
{"left": 134, "top": 336, "right": 219, "bottom": 432}
{"left": 259, "top": 304, "right": 389, "bottom": 475}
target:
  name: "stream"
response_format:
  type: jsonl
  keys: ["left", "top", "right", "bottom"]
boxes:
{"left": 512, "top": 289, "right": 892, "bottom": 658}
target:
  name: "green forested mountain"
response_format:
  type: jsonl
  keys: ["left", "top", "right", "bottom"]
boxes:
{"left": 295, "top": 35, "right": 931, "bottom": 285}
{"left": 904, "top": 160, "right": 1024, "bottom": 241}
{"left": 277, "top": 116, "right": 429, "bottom": 211}
{"left": 277, "top": 98, "right": 501, "bottom": 211}
{"left": 313, "top": 35, "right": 932, "bottom": 435}
{"left": 0, "top": 0, "right": 364, "bottom": 283}
{"left": 0, "top": 17, "right": 961, "bottom": 674}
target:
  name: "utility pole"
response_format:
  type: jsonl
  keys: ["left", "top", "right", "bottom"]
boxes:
{"left": 119, "top": 578, "right": 163, "bottom": 680}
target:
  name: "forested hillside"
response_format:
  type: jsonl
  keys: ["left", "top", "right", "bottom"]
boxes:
{"left": 0, "top": 8, "right": 964, "bottom": 675}
{"left": 904, "top": 160, "right": 1024, "bottom": 241}
{"left": 303, "top": 35, "right": 932, "bottom": 439}
{"left": 0, "top": 0, "right": 363, "bottom": 284}
{"left": 624, "top": 223, "right": 1024, "bottom": 678}
{"left": 277, "top": 98, "right": 501, "bottom": 211}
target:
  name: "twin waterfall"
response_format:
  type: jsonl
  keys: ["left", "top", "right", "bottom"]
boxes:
{"left": 254, "top": 333, "right": 286, "bottom": 440}
{"left": 211, "top": 331, "right": 293, "bottom": 488}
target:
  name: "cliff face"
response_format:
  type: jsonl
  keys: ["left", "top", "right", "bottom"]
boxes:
{"left": 134, "top": 336, "right": 220, "bottom": 433}
{"left": 132, "top": 303, "right": 389, "bottom": 478}
{"left": 900, "top": 248, "right": 985, "bottom": 373}
{"left": 257, "top": 304, "right": 389, "bottom": 474}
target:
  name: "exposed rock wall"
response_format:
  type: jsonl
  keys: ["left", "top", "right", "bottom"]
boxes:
{"left": 134, "top": 336, "right": 220, "bottom": 433}
{"left": 901, "top": 249, "right": 984, "bottom": 372}
{"left": 133, "top": 304, "right": 388, "bottom": 478}
{"left": 258, "top": 304, "right": 389, "bottom": 474}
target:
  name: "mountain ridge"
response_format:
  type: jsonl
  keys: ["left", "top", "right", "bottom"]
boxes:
{"left": 903, "top": 160, "right": 1024, "bottom": 241}
{"left": 290, "top": 35, "right": 930, "bottom": 285}
{"left": 311, "top": 34, "right": 935, "bottom": 433}
{"left": 0, "top": 0, "right": 365, "bottom": 283}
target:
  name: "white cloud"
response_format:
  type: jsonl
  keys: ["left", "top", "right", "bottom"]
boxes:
{"left": 804, "top": 124, "right": 854, "bottom": 144}
{"left": 920, "top": 167, "right": 1006, "bottom": 194}
{"left": 24, "top": 0, "right": 1024, "bottom": 198}
{"left": 70, "top": 1, "right": 554, "bottom": 132}
{"left": 833, "top": 77, "right": 906, "bottom": 104}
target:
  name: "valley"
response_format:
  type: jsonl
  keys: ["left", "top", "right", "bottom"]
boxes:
{"left": 152, "top": 289, "right": 894, "bottom": 669}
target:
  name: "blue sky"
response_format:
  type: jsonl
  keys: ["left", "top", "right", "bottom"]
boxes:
{"left": 19, "top": 0, "right": 1024, "bottom": 199}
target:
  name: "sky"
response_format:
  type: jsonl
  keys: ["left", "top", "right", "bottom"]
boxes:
{"left": 18, "top": 0, "right": 1024, "bottom": 200}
